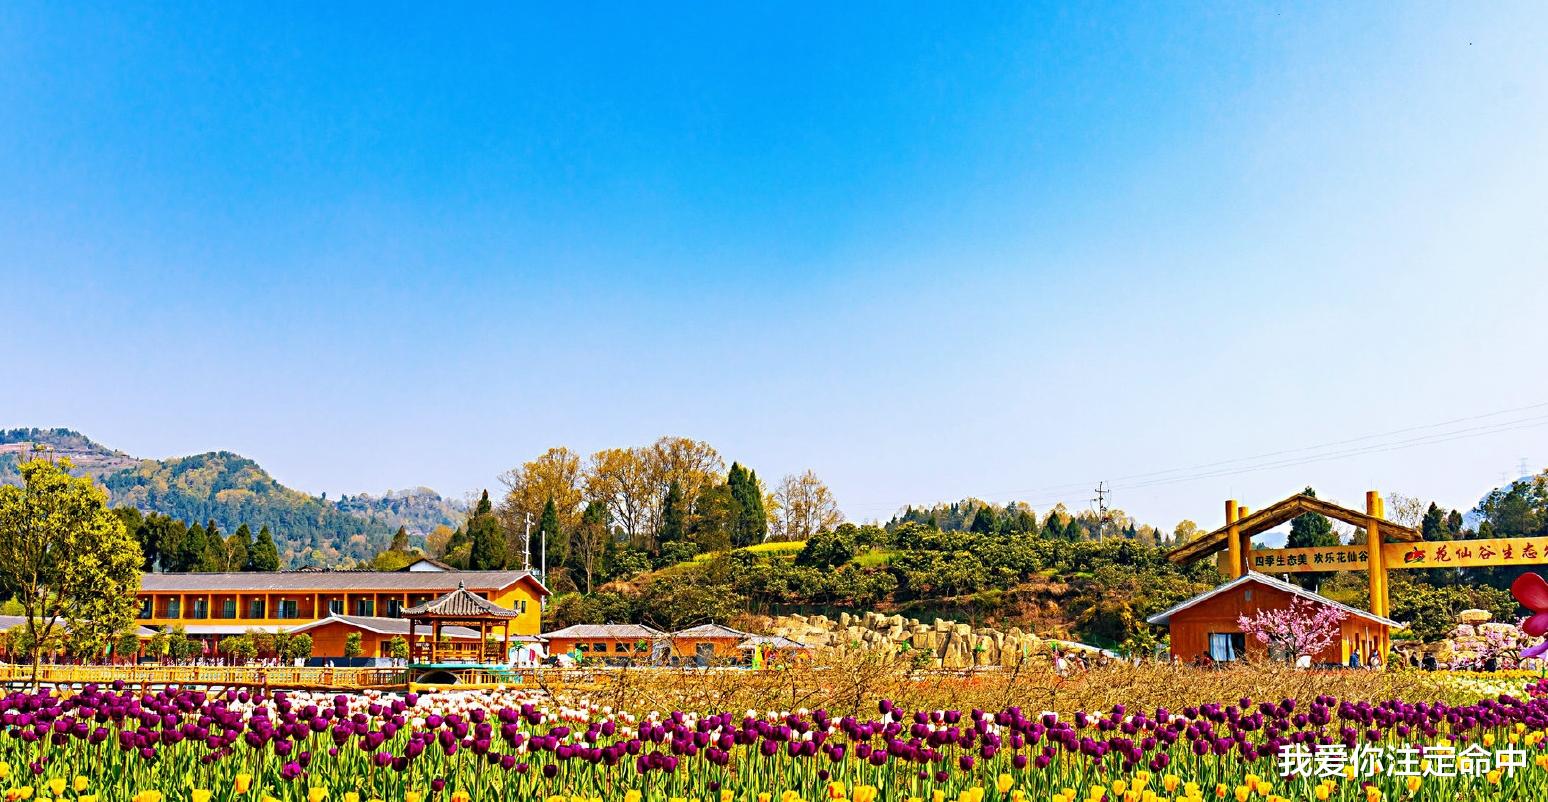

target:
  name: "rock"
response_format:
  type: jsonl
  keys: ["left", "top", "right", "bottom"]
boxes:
{"left": 1459, "top": 609, "right": 1492, "bottom": 624}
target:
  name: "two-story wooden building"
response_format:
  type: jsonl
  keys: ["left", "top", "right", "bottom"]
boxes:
{"left": 137, "top": 568, "right": 548, "bottom": 659}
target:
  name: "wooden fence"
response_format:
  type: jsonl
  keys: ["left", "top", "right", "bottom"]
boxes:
{"left": 0, "top": 664, "right": 410, "bottom": 691}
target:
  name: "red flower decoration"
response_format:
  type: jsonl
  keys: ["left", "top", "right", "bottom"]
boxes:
{"left": 1511, "top": 573, "right": 1548, "bottom": 637}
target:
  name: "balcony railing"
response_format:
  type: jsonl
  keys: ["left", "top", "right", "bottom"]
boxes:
{"left": 411, "top": 642, "right": 505, "bottom": 664}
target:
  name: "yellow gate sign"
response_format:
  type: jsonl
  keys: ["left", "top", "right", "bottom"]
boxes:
{"left": 1249, "top": 537, "right": 1548, "bottom": 574}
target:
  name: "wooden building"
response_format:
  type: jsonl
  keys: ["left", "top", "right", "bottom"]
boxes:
{"left": 136, "top": 569, "right": 548, "bottom": 658}
{"left": 542, "top": 623, "right": 666, "bottom": 663}
{"left": 670, "top": 623, "right": 752, "bottom": 663}
{"left": 1147, "top": 572, "right": 1399, "bottom": 666}
{"left": 287, "top": 615, "right": 480, "bottom": 659}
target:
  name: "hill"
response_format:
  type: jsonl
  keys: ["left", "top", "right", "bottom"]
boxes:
{"left": 0, "top": 428, "right": 462, "bottom": 567}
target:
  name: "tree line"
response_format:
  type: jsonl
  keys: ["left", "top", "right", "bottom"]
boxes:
{"left": 416, "top": 437, "right": 842, "bottom": 593}
{"left": 116, "top": 508, "right": 282, "bottom": 573}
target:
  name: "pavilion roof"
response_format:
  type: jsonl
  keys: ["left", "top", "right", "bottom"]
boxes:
{"left": 403, "top": 582, "right": 519, "bottom": 619}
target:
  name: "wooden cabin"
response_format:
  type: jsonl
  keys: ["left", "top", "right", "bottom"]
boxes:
{"left": 670, "top": 623, "right": 752, "bottom": 663}
{"left": 287, "top": 615, "right": 480, "bottom": 659}
{"left": 542, "top": 623, "right": 666, "bottom": 663}
{"left": 1147, "top": 572, "right": 1399, "bottom": 667}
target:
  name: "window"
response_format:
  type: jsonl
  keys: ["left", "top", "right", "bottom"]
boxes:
{"left": 328, "top": 599, "right": 344, "bottom": 615}
{"left": 248, "top": 599, "right": 266, "bottom": 619}
{"left": 1208, "top": 633, "right": 1246, "bottom": 662}
{"left": 385, "top": 599, "right": 402, "bottom": 618}
{"left": 221, "top": 599, "right": 236, "bottom": 619}
{"left": 276, "top": 600, "right": 299, "bottom": 619}
{"left": 517, "top": 600, "right": 528, "bottom": 614}
{"left": 166, "top": 599, "right": 181, "bottom": 618}
{"left": 592, "top": 642, "right": 608, "bottom": 652}
{"left": 356, "top": 599, "right": 375, "bottom": 617}
{"left": 138, "top": 598, "right": 152, "bottom": 619}
{"left": 191, "top": 599, "right": 208, "bottom": 619}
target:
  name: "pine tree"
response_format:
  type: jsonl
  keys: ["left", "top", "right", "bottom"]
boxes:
{"left": 248, "top": 526, "right": 282, "bottom": 572}
{"left": 727, "top": 463, "right": 768, "bottom": 547}
{"left": 1043, "top": 513, "right": 1064, "bottom": 540}
{"left": 178, "top": 523, "right": 209, "bottom": 572}
{"left": 475, "top": 489, "right": 493, "bottom": 517}
{"left": 658, "top": 481, "right": 685, "bottom": 550}
{"left": 1286, "top": 487, "right": 1339, "bottom": 589}
{"left": 969, "top": 505, "right": 998, "bottom": 534}
{"left": 227, "top": 524, "right": 253, "bottom": 572}
{"left": 532, "top": 497, "right": 561, "bottom": 569}
{"left": 468, "top": 514, "right": 505, "bottom": 570}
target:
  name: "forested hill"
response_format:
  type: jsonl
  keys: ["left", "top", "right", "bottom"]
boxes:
{"left": 0, "top": 428, "right": 461, "bottom": 567}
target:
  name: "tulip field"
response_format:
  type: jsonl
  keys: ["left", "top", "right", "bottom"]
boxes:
{"left": 3, "top": 668, "right": 1548, "bottom": 802}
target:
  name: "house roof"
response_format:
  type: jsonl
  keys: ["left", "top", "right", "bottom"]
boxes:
{"left": 737, "top": 635, "right": 810, "bottom": 650}
{"left": 403, "top": 583, "right": 520, "bottom": 619}
{"left": 1166, "top": 493, "right": 1421, "bottom": 565}
{"left": 0, "top": 615, "right": 156, "bottom": 638}
{"left": 148, "top": 623, "right": 294, "bottom": 636}
{"left": 140, "top": 569, "right": 549, "bottom": 595}
{"left": 287, "top": 615, "right": 480, "bottom": 639}
{"left": 542, "top": 623, "right": 666, "bottom": 640}
{"left": 672, "top": 623, "right": 751, "bottom": 639}
{"left": 1144, "top": 571, "right": 1401, "bottom": 628}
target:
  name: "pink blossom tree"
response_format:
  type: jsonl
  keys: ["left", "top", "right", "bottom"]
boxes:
{"left": 1236, "top": 597, "right": 1347, "bottom": 662}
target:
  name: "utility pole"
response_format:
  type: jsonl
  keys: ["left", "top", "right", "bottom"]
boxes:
{"left": 522, "top": 513, "right": 532, "bottom": 571}
{"left": 1090, "top": 481, "right": 1111, "bottom": 541}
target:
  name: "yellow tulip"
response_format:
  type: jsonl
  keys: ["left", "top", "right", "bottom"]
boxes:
{"left": 307, "top": 789, "right": 327, "bottom": 802}
{"left": 1487, "top": 770, "right": 1502, "bottom": 786}
{"left": 45, "top": 781, "right": 63, "bottom": 798}
{"left": 998, "top": 776, "right": 1015, "bottom": 795}
{"left": 855, "top": 787, "right": 879, "bottom": 802}
{"left": 626, "top": 794, "right": 642, "bottom": 802}
{"left": 722, "top": 793, "right": 734, "bottom": 802}
{"left": 1052, "top": 794, "right": 1067, "bottom": 802}
{"left": 193, "top": 792, "right": 212, "bottom": 802}
{"left": 1405, "top": 777, "right": 1421, "bottom": 794}
{"left": 72, "top": 779, "right": 87, "bottom": 794}
{"left": 1234, "top": 786, "right": 1250, "bottom": 802}
{"left": 344, "top": 794, "right": 359, "bottom": 802}
{"left": 78, "top": 797, "right": 96, "bottom": 802}
{"left": 234, "top": 775, "right": 252, "bottom": 796}
{"left": 450, "top": 792, "right": 470, "bottom": 802}
{"left": 406, "top": 794, "right": 421, "bottom": 802}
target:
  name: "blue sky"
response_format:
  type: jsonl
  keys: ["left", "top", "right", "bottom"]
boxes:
{"left": 4, "top": 3, "right": 1547, "bottom": 531}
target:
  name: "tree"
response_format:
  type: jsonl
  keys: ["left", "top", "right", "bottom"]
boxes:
{"left": 771, "top": 470, "right": 843, "bottom": 541}
{"left": 343, "top": 632, "right": 364, "bottom": 659}
{"left": 286, "top": 633, "right": 314, "bottom": 661}
{"left": 1385, "top": 492, "right": 1426, "bottom": 529}
{"left": 969, "top": 505, "right": 998, "bottom": 535}
{"left": 585, "top": 447, "right": 654, "bottom": 545}
{"left": 0, "top": 457, "right": 143, "bottom": 686}
{"left": 389, "top": 526, "right": 410, "bottom": 552}
{"left": 528, "top": 496, "right": 564, "bottom": 570}
{"left": 1286, "top": 487, "right": 1340, "bottom": 589}
{"left": 688, "top": 482, "right": 735, "bottom": 554}
{"left": 1236, "top": 596, "right": 1346, "bottom": 662}
{"left": 425, "top": 524, "right": 457, "bottom": 558}
{"left": 468, "top": 495, "right": 507, "bottom": 571}
{"left": 570, "top": 501, "right": 612, "bottom": 593}
{"left": 727, "top": 463, "right": 768, "bottom": 547}
{"left": 384, "top": 635, "right": 409, "bottom": 661}
{"left": 498, "top": 447, "right": 585, "bottom": 550}
{"left": 219, "top": 633, "right": 257, "bottom": 663}
{"left": 657, "top": 482, "right": 685, "bottom": 551}
{"left": 1171, "top": 520, "right": 1203, "bottom": 548}
{"left": 248, "top": 526, "right": 281, "bottom": 571}
{"left": 224, "top": 524, "right": 253, "bottom": 572}
{"left": 113, "top": 630, "right": 142, "bottom": 664}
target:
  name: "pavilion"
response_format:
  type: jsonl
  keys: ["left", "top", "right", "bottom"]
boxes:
{"left": 404, "top": 582, "right": 520, "bottom": 664}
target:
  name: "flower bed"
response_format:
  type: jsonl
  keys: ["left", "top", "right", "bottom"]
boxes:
{"left": 2, "top": 676, "right": 1548, "bottom": 801}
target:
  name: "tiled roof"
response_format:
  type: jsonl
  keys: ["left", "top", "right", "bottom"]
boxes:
{"left": 403, "top": 583, "right": 519, "bottom": 618}
{"left": 288, "top": 615, "right": 480, "bottom": 639}
{"left": 1145, "top": 571, "right": 1401, "bottom": 628}
{"left": 737, "top": 635, "right": 810, "bottom": 650}
{"left": 140, "top": 570, "right": 547, "bottom": 594}
{"left": 673, "top": 623, "right": 751, "bottom": 639}
{"left": 542, "top": 623, "right": 665, "bottom": 640}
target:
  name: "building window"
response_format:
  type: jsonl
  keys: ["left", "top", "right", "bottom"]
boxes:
{"left": 592, "top": 642, "right": 607, "bottom": 652}
{"left": 328, "top": 599, "right": 344, "bottom": 615}
{"left": 191, "top": 599, "right": 208, "bottom": 619}
{"left": 248, "top": 599, "right": 266, "bottom": 619}
{"left": 385, "top": 598, "right": 402, "bottom": 618}
{"left": 166, "top": 599, "right": 181, "bottom": 618}
{"left": 356, "top": 599, "right": 375, "bottom": 617}
{"left": 138, "top": 598, "right": 152, "bottom": 619}
{"left": 222, "top": 600, "right": 236, "bottom": 619}
{"left": 1208, "top": 633, "right": 1246, "bottom": 662}
{"left": 276, "top": 600, "right": 299, "bottom": 619}
{"left": 517, "top": 600, "right": 527, "bottom": 614}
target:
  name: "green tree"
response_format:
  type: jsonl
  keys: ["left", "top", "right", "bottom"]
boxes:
{"left": 219, "top": 633, "right": 257, "bottom": 662}
{"left": 727, "top": 463, "right": 768, "bottom": 547}
{"left": 0, "top": 456, "right": 143, "bottom": 686}
{"left": 225, "top": 523, "right": 253, "bottom": 572}
{"left": 112, "top": 630, "right": 142, "bottom": 664}
{"left": 657, "top": 482, "right": 685, "bottom": 553}
{"left": 343, "top": 631, "right": 364, "bottom": 659}
{"left": 248, "top": 526, "right": 281, "bottom": 571}
{"left": 384, "top": 635, "right": 409, "bottom": 661}
{"left": 286, "top": 633, "right": 314, "bottom": 661}
{"left": 532, "top": 496, "right": 564, "bottom": 570}
{"left": 969, "top": 505, "right": 998, "bottom": 535}
{"left": 468, "top": 510, "right": 506, "bottom": 571}
{"left": 1286, "top": 487, "right": 1339, "bottom": 589}
{"left": 390, "top": 526, "right": 410, "bottom": 552}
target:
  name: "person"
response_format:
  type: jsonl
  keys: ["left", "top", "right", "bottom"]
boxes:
{"left": 1294, "top": 653, "right": 1312, "bottom": 669}
{"left": 1422, "top": 653, "right": 1438, "bottom": 671}
{"left": 1348, "top": 649, "right": 1361, "bottom": 669}
{"left": 1369, "top": 653, "right": 1382, "bottom": 671}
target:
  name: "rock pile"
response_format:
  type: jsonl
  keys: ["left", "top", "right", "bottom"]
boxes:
{"left": 750, "top": 611, "right": 1043, "bottom": 669}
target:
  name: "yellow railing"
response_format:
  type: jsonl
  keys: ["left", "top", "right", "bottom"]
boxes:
{"left": 0, "top": 664, "right": 409, "bottom": 690}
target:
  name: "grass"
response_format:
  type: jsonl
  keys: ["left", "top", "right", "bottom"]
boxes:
{"left": 687, "top": 540, "right": 806, "bottom": 564}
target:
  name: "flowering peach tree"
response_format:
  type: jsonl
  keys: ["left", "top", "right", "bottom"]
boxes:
{"left": 1236, "top": 596, "right": 1346, "bottom": 661}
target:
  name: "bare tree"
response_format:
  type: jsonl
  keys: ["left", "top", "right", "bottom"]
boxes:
{"left": 770, "top": 470, "right": 844, "bottom": 541}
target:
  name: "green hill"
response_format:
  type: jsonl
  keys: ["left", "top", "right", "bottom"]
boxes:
{"left": 0, "top": 428, "right": 460, "bottom": 567}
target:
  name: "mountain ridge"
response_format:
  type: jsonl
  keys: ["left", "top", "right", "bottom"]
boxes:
{"left": 0, "top": 428, "right": 465, "bottom": 566}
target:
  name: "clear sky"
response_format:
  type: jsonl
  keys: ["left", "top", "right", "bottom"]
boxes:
{"left": 4, "top": 3, "right": 1547, "bottom": 532}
